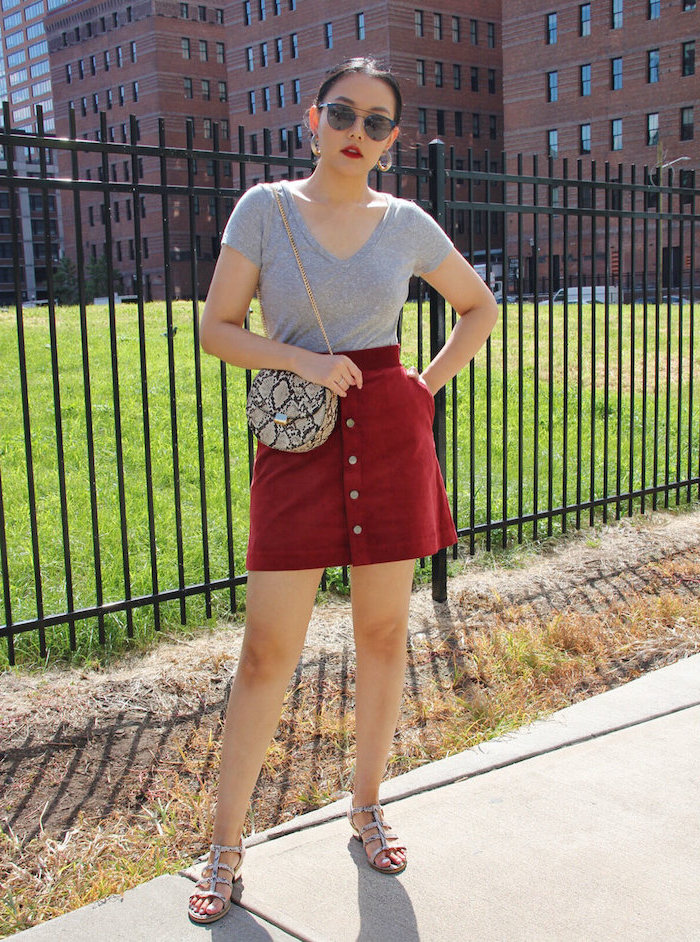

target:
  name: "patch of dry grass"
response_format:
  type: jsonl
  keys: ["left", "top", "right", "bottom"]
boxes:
{"left": 2, "top": 583, "right": 699, "bottom": 937}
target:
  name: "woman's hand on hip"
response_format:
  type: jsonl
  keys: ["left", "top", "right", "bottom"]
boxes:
{"left": 293, "top": 350, "right": 363, "bottom": 397}
{"left": 406, "top": 365, "right": 435, "bottom": 396}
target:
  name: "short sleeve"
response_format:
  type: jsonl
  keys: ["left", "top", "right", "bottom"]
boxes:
{"left": 221, "top": 184, "right": 272, "bottom": 268}
{"left": 409, "top": 204, "right": 455, "bottom": 276}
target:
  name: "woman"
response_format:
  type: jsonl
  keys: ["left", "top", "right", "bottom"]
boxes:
{"left": 188, "top": 57, "right": 497, "bottom": 925}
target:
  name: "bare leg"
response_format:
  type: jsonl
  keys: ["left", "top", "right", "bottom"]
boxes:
{"left": 189, "top": 567, "right": 324, "bottom": 920}
{"left": 350, "top": 558, "right": 415, "bottom": 870}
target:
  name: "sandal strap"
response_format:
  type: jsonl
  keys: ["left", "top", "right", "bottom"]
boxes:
{"left": 350, "top": 803, "right": 382, "bottom": 815}
{"left": 197, "top": 874, "right": 233, "bottom": 889}
{"left": 210, "top": 842, "right": 243, "bottom": 854}
{"left": 203, "top": 861, "right": 234, "bottom": 875}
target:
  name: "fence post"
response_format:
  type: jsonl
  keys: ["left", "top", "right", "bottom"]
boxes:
{"left": 428, "top": 139, "right": 448, "bottom": 602}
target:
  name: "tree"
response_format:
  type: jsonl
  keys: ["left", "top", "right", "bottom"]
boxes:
{"left": 52, "top": 255, "right": 79, "bottom": 305}
{"left": 85, "top": 254, "right": 125, "bottom": 300}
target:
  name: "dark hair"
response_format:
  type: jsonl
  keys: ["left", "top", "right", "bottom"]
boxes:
{"left": 314, "top": 57, "right": 403, "bottom": 124}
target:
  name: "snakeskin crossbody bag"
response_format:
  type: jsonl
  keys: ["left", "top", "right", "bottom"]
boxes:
{"left": 245, "top": 186, "right": 339, "bottom": 453}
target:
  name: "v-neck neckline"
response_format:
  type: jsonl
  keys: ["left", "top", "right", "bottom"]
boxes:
{"left": 278, "top": 180, "right": 393, "bottom": 264}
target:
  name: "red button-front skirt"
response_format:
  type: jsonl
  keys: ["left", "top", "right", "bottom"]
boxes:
{"left": 246, "top": 345, "right": 457, "bottom": 571}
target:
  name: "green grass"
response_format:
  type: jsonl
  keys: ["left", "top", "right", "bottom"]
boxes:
{"left": 1, "top": 298, "right": 699, "bottom": 666}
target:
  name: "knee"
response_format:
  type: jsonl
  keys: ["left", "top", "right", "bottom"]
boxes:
{"left": 354, "top": 616, "right": 408, "bottom": 660}
{"left": 238, "top": 630, "right": 298, "bottom": 685}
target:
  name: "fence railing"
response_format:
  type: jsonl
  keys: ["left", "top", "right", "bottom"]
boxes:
{"left": 1, "top": 112, "right": 699, "bottom": 664}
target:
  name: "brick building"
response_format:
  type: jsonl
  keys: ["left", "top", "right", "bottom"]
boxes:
{"left": 45, "top": 0, "right": 230, "bottom": 299}
{"left": 224, "top": 0, "right": 504, "bottom": 255}
{"left": 501, "top": 0, "right": 700, "bottom": 294}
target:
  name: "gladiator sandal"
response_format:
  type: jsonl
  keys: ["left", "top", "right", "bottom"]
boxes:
{"left": 187, "top": 841, "right": 245, "bottom": 925}
{"left": 348, "top": 801, "right": 407, "bottom": 875}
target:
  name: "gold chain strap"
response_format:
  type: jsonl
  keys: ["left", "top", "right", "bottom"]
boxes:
{"left": 255, "top": 185, "right": 334, "bottom": 356}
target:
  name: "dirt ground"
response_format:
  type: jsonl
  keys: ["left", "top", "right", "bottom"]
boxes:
{"left": 3, "top": 507, "right": 700, "bottom": 845}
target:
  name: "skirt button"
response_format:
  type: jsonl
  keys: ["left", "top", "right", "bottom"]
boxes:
{"left": 353, "top": 525, "right": 363, "bottom": 535}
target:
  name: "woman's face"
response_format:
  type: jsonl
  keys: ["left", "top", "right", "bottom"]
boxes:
{"left": 310, "top": 72, "right": 400, "bottom": 175}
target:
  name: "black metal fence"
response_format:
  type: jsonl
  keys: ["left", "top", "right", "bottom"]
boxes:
{"left": 1, "top": 111, "right": 699, "bottom": 664}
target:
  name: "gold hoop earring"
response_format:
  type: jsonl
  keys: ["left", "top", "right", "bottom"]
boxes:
{"left": 310, "top": 134, "right": 321, "bottom": 158}
{"left": 377, "top": 151, "right": 392, "bottom": 173}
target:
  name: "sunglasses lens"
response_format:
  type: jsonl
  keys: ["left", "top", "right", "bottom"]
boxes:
{"left": 364, "top": 114, "right": 394, "bottom": 141}
{"left": 326, "top": 104, "right": 355, "bottom": 130}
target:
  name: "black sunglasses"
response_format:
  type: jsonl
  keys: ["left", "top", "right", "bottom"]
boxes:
{"left": 318, "top": 102, "right": 397, "bottom": 142}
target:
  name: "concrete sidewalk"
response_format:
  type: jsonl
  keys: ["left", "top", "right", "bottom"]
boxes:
{"left": 15, "top": 653, "right": 700, "bottom": 941}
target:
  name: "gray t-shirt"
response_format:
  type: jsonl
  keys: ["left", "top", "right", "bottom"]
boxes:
{"left": 221, "top": 180, "right": 454, "bottom": 353}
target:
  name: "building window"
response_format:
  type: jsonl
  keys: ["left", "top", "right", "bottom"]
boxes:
{"left": 292, "top": 78, "right": 300, "bottom": 103}
{"left": 488, "top": 69, "right": 496, "bottom": 93}
{"left": 104, "top": 50, "right": 110, "bottom": 71}
{"left": 202, "top": 79, "right": 210, "bottom": 100}
{"left": 219, "top": 81, "right": 227, "bottom": 101}
{"left": 647, "top": 112, "right": 659, "bottom": 145}
{"left": 260, "top": 41, "right": 267, "bottom": 66}
{"left": 184, "top": 76, "right": 193, "bottom": 98}
{"left": 279, "top": 127, "right": 288, "bottom": 151}
{"left": 130, "top": 41, "right": 136, "bottom": 63}
{"left": 324, "top": 22, "right": 333, "bottom": 48}
{"left": 418, "top": 107, "right": 427, "bottom": 134}
{"left": 470, "top": 18, "right": 478, "bottom": 44}
{"left": 580, "top": 123, "right": 591, "bottom": 153}
{"left": 580, "top": 63, "right": 591, "bottom": 95}
{"left": 216, "top": 8, "right": 224, "bottom": 23}
{"left": 548, "top": 128, "right": 558, "bottom": 156}
{"left": 453, "top": 64, "right": 461, "bottom": 90}
{"left": 181, "top": 37, "right": 191, "bottom": 58}
{"left": 259, "top": 0, "right": 266, "bottom": 20}
{"left": 66, "top": 63, "right": 72, "bottom": 84}
{"left": 473, "top": 113, "right": 481, "bottom": 138}
{"left": 199, "top": 39, "right": 208, "bottom": 62}
{"left": 248, "top": 90, "right": 255, "bottom": 114}
{"left": 275, "top": 37, "right": 283, "bottom": 61}
{"left": 216, "top": 41, "right": 225, "bottom": 64}
{"left": 487, "top": 22, "right": 495, "bottom": 47}
{"left": 118, "top": 84, "right": 125, "bottom": 105}
{"left": 648, "top": 48, "right": 659, "bottom": 83}
{"left": 435, "top": 61, "right": 443, "bottom": 87}
{"left": 203, "top": 117, "right": 212, "bottom": 138}
{"left": 452, "top": 16, "right": 460, "bottom": 42}
{"left": 611, "top": 117, "right": 623, "bottom": 150}
{"left": 489, "top": 115, "right": 497, "bottom": 139}
{"left": 78, "top": 59, "right": 85, "bottom": 79}
{"left": 92, "top": 92, "right": 99, "bottom": 113}
{"left": 681, "top": 106, "right": 694, "bottom": 140}
{"left": 455, "top": 110, "right": 462, "bottom": 136}
{"left": 262, "top": 86, "right": 270, "bottom": 110}
{"left": 433, "top": 13, "right": 442, "bottom": 40}
{"left": 580, "top": 3, "right": 591, "bottom": 35}
{"left": 116, "top": 46, "right": 123, "bottom": 67}
{"left": 682, "top": 41, "right": 695, "bottom": 76}
{"left": 277, "top": 82, "right": 284, "bottom": 107}
{"left": 246, "top": 47, "right": 254, "bottom": 71}
{"left": 611, "top": 57, "right": 622, "bottom": 89}
{"left": 416, "top": 59, "right": 425, "bottom": 86}
{"left": 198, "top": 4, "right": 206, "bottom": 21}
{"left": 180, "top": 2, "right": 189, "bottom": 16}
{"left": 546, "top": 12, "right": 557, "bottom": 45}
{"left": 648, "top": 0, "right": 660, "bottom": 18}
{"left": 356, "top": 12, "right": 365, "bottom": 40}
{"left": 90, "top": 55, "right": 96, "bottom": 75}
{"left": 243, "top": 0, "right": 251, "bottom": 25}
{"left": 471, "top": 66, "right": 479, "bottom": 91}
{"left": 415, "top": 10, "right": 423, "bottom": 38}
{"left": 436, "top": 109, "right": 445, "bottom": 135}
{"left": 611, "top": 0, "right": 623, "bottom": 29}
{"left": 132, "top": 81, "right": 138, "bottom": 102}
{"left": 221, "top": 119, "right": 229, "bottom": 138}
{"left": 683, "top": 0, "right": 696, "bottom": 7}
{"left": 547, "top": 70, "right": 558, "bottom": 102}
{"left": 290, "top": 33, "right": 298, "bottom": 58}
{"left": 106, "top": 88, "right": 113, "bottom": 108}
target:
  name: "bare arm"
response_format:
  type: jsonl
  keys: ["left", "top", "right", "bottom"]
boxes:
{"left": 413, "top": 248, "right": 499, "bottom": 396}
{"left": 200, "top": 244, "right": 363, "bottom": 393}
